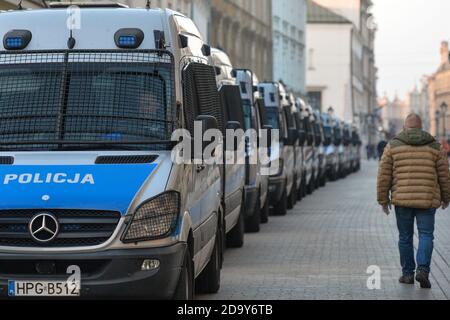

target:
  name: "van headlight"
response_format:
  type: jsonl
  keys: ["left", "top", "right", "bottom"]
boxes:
{"left": 121, "top": 191, "right": 180, "bottom": 243}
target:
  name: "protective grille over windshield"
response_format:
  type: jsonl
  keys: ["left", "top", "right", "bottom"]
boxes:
{"left": 0, "top": 50, "right": 176, "bottom": 151}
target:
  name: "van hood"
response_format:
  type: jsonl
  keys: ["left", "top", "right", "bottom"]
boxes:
{"left": 0, "top": 155, "right": 164, "bottom": 215}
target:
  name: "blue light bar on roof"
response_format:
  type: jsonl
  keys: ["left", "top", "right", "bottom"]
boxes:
{"left": 114, "top": 28, "right": 144, "bottom": 49}
{"left": 3, "top": 30, "right": 32, "bottom": 50}
{"left": 118, "top": 36, "right": 137, "bottom": 48}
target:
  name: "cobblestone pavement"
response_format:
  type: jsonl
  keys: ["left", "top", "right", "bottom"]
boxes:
{"left": 199, "top": 161, "right": 450, "bottom": 300}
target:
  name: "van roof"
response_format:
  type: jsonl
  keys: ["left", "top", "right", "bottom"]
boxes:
{"left": 0, "top": 8, "right": 181, "bottom": 51}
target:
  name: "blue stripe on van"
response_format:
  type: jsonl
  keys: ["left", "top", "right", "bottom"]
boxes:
{"left": 0, "top": 164, "right": 157, "bottom": 215}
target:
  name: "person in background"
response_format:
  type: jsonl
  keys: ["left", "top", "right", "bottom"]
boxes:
{"left": 377, "top": 113, "right": 450, "bottom": 289}
{"left": 377, "top": 140, "right": 387, "bottom": 161}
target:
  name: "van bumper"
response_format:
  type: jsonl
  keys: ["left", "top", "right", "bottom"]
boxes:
{"left": 0, "top": 243, "right": 186, "bottom": 300}
{"left": 268, "top": 176, "right": 285, "bottom": 204}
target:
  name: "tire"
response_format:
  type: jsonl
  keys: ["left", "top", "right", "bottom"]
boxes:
{"left": 306, "top": 176, "right": 314, "bottom": 195}
{"left": 196, "top": 231, "right": 221, "bottom": 294}
{"left": 329, "top": 167, "right": 337, "bottom": 182}
{"left": 226, "top": 205, "right": 245, "bottom": 248}
{"left": 173, "top": 248, "right": 194, "bottom": 300}
{"left": 297, "top": 173, "right": 305, "bottom": 201}
{"left": 245, "top": 195, "right": 261, "bottom": 233}
{"left": 272, "top": 187, "right": 288, "bottom": 216}
{"left": 319, "top": 174, "right": 326, "bottom": 187}
{"left": 287, "top": 178, "right": 297, "bottom": 209}
{"left": 260, "top": 194, "right": 269, "bottom": 224}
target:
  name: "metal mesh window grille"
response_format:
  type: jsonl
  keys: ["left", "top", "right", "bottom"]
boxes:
{"left": 182, "top": 62, "right": 223, "bottom": 134}
{"left": 0, "top": 50, "right": 176, "bottom": 151}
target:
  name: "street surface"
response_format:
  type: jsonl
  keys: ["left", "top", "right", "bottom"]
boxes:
{"left": 199, "top": 161, "right": 450, "bottom": 300}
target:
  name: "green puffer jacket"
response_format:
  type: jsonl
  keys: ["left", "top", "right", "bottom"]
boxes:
{"left": 377, "top": 129, "right": 450, "bottom": 209}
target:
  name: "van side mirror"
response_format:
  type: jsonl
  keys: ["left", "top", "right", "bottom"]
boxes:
{"left": 226, "top": 121, "right": 241, "bottom": 131}
{"left": 215, "top": 66, "right": 221, "bottom": 76}
{"left": 298, "top": 129, "right": 306, "bottom": 146}
{"left": 202, "top": 44, "right": 211, "bottom": 57}
{"left": 226, "top": 121, "right": 242, "bottom": 151}
{"left": 196, "top": 115, "right": 218, "bottom": 154}
{"left": 263, "top": 125, "right": 273, "bottom": 151}
{"left": 307, "top": 133, "right": 314, "bottom": 146}
{"left": 230, "top": 69, "right": 237, "bottom": 78}
{"left": 286, "top": 128, "right": 298, "bottom": 146}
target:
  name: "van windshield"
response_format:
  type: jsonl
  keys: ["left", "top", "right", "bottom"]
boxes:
{"left": 266, "top": 108, "right": 279, "bottom": 130}
{"left": 0, "top": 51, "right": 176, "bottom": 151}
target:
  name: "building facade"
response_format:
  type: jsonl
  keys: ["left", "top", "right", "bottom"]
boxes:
{"left": 306, "top": 0, "right": 354, "bottom": 120}
{"left": 0, "top": 0, "right": 42, "bottom": 9}
{"left": 409, "top": 80, "right": 430, "bottom": 132}
{"left": 427, "top": 41, "right": 450, "bottom": 139}
{"left": 306, "top": 0, "right": 377, "bottom": 147}
{"left": 210, "top": 0, "right": 273, "bottom": 81}
{"left": 272, "top": 0, "right": 306, "bottom": 97}
{"left": 144, "top": 0, "right": 211, "bottom": 42}
{"left": 379, "top": 95, "right": 410, "bottom": 139}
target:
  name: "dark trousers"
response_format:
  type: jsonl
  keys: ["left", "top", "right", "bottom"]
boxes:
{"left": 395, "top": 206, "right": 436, "bottom": 275}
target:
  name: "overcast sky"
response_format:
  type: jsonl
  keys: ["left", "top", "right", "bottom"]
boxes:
{"left": 373, "top": 0, "right": 450, "bottom": 99}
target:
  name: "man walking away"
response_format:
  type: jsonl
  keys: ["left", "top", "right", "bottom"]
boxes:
{"left": 377, "top": 113, "right": 450, "bottom": 289}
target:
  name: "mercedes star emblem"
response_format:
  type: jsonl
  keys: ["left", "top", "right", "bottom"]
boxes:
{"left": 28, "top": 213, "right": 59, "bottom": 243}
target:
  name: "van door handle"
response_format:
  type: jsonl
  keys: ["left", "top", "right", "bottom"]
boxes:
{"left": 196, "top": 164, "right": 206, "bottom": 172}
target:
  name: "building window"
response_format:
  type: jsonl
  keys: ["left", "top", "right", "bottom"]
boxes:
{"left": 308, "top": 91, "right": 322, "bottom": 112}
{"left": 308, "top": 48, "right": 315, "bottom": 70}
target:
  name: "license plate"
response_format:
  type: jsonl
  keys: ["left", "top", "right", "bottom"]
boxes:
{"left": 8, "top": 280, "right": 80, "bottom": 297}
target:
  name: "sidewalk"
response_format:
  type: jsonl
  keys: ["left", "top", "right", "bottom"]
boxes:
{"left": 199, "top": 161, "right": 450, "bottom": 300}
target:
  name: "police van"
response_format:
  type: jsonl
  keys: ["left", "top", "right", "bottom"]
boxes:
{"left": 0, "top": 4, "right": 225, "bottom": 300}
{"left": 258, "top": 82, "right": 296, "bottom": 216}
{"left": 297, "top": 98, "right": 316, "bottom": 195}
{"left": 312, "top": 109, "right": 327, "bottom": 188}
{"left": 234, "top": 69, "right": 270, "bottom": 232}
{"left": 286, "top": 92, "right": 305, "bottom": 206}
{"left": 321, "top": 112, "right": 338, "bottom": 182}
{"left": 210, "top": 48, "right": 246, "bottom": 247}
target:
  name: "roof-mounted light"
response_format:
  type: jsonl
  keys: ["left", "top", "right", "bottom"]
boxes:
{"left": 114, "top": 28, "right": 144, "bottom": 49}
{"left": 3, "top": 30, "right": 32, "bottom": 50}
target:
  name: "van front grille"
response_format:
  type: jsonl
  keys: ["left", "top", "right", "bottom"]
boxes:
{"left": 0, "top": 209, "right": 121, "bottom": 248}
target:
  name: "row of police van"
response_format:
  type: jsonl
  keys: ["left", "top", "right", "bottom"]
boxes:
{"left": 0, "top": 4, "right": 360, "bottom": 300}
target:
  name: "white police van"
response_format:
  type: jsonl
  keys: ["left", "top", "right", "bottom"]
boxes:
{"left": 297, "top": 98, "right": 316, "bottom": 195}
{"left": 210, "top": 48, "right": 246, "bottom": 248}
{"left": 0, "top": 3, "right": 225, "bottom": 300}
{"left": 258, "top": 82, "right": 296, "bottom": 216}
{"left": 234, "top": 69, "right": 270, "bottom": 232}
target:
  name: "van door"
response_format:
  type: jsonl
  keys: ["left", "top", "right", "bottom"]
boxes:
{"left": 219, "top": 85, "right": 245, "bottom": 233}
{"left": 281, "top": 107, "right": 294, "bottom": 195}
{"left": 182, "top": 62, "right": 221, "bottom": 272}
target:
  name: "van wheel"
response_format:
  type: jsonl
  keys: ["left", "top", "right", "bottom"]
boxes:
{"left": 297, "top": 176, "right": 304, "bottom": 201}
{"left": 306, "top": 177, "right": 314, "bottom": 195}
{"left": 196, "top": 231, "right": 221, "bottom": 294}
{"left": 272, "top": 187, "right": 287, "bottom": 216}
{"left": 226, "top": 206, "right": 244, "bottom": 248}
{"left": 287, "top": 179, "right": 297, "bottom": 209}
{"left": 260, "top": 195, "right": 269, "bottom": 224}
{"left": 173, "top": 248, "right": 194, "bottom": 300}
{"left": 319, "top": 174, "right": 326, "bottom": 187}
{"left": 245, "top": 195, "right": 261, "bottom": 233}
